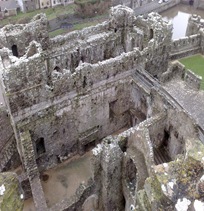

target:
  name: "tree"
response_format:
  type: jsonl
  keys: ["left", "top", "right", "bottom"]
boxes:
{"left": 74, "top": 0, "right": 110, "bottom": 18}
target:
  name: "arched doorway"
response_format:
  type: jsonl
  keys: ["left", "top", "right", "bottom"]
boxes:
{"left": 11, "top": 45, "right": 18, "bottom": 57}
{"left": 36, "top": 137, "right": 46, "bottom": 157}
{"left": 149, "top": 29, "right": 154, "bottom": 40}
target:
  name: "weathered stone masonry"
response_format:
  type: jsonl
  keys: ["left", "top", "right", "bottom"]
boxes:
{"left": 0, "top": 5, "right": 204, "bottom": 211}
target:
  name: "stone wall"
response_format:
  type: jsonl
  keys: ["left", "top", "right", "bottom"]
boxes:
{"left": 165, "top": 109, "right": 197, "bottom": 159}
{"left": 185, "top": 68, "right": 202, "bottom": 90}
{"left": 0, "top": 6, "right": 187, "bottom": 210}
{"left": 100, "top": 138, "right": 124, "bottom": 211}
{"left": 186, "top": 15, "right": 204, "bottom": 36}
{"left": 160, "top": 61, "right": 185, "bottom": 83}
{"left": 150, "top": 86, "right": 199, "bottom": 160}
{"left": 185, "top": 15, "right": 204, "bottom": 54}
{"left": 90, "top": 107, "right": 199, "bottom": 210}
{"left": 0, "top": 109, "right": 13, "bottom": 151}
{"left": 0, "top": 13, "right": 49, "bottom": 56}
{"left": 147, "top": 113, "right": 167, "bottom": 148}
{"left": 170, "top": 34, "right": 201, "bottom": 59}
{"left": 133, "top": 0, "right": 180, "bottom": 16}
{"left": 121, "top": 0, "right": 153, "bottom": 9}
{"left": 161, "top": 60, "right": 202, "bottom": 90}
{"left": 153, "top": 0, "right": 180, "bottom": 13}
{"left": 137, "top": 138, "right": 204, "bottom": 211}
{"left": 90, "top": 112, "right": 164, "bottom": 211}
{"left": 92, "top": 134, "right": 131, "bottom": 211}
{"left": 21, "top": 77, "right": 135, "bottom": 171}
{"left": 0, "top": 7, "right": 172, "bottom": 173}
{"left": 0, "top": 138, "right": 21, "bottom": 172}
{"left": 135, "top": 13, "right": 172, "bottom": 78}
{"left": 0, "top": 108, "right": 20, "bottom": 172}
{"left": 1, "top": 8, "right": 171, "bottom": 115}
{"left": 2, "top": 47, "right": 160, "bottom": 116}
{"left": 200, "top": 28, "right": 204, "bottom": 53}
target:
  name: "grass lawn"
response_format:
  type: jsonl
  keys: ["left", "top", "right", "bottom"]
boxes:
{"left": 49, "top": 16, "right": 106, "bottom": 37}
{"left": 49, "top": 21, "right": 100, "bottom": 37}
{"left": 0, "top": 4, "right": 76, "bottom": 26}
{"left": 179, "top": 54, "right": 204, "bottom": 90}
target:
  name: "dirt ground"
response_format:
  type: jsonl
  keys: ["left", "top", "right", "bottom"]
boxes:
{"left": 23, "top": 152, "right": 92, "bottom": 210}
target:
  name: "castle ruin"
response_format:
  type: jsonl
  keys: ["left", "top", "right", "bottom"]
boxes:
{"left": 0, "top": 5, "right": 204, "bottom": 211}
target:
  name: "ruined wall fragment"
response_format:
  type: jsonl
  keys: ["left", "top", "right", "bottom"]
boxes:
{"left": 0, "top": 172, "right": 23, "bottom": 211}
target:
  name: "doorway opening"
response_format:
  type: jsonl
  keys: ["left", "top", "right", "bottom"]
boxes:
{"left": 36, "top": 137, "right": 46, "bottom": 157}
{"left": 11, "top": 45, "right": 19, "bottom": 57}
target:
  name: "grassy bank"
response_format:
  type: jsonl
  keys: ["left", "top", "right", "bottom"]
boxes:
{"left": 0, "top": 4, "right": 76, "bottom": 26}
{"left": 49, "top": 21, "right": 100, "bottom": 37}
{"left": 49, "top": 15, "right": 107, "bottom": 37}
{"left": 179, "top": 54, "right": 204, "bottom": 89}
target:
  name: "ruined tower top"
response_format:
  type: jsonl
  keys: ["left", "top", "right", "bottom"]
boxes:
{"left": 0, "top": 13, "right": 49, "bottom": 57}
{"left": 109, "top": 5, "right": 135, "bottom": 28}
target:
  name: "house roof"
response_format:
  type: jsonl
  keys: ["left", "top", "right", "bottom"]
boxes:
{"left": 0, "top": 0, "right": 19, "bottom": 10}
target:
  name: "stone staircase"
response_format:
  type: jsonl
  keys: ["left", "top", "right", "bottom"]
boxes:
{"left": 20, "top": 131, "right": 48, "bottom": 211}
{"left": 153, "top": 146, "right": 172, "bottom": 165}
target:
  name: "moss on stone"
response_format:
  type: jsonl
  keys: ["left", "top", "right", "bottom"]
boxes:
{"left": 186, "top": 139, "right": 204, "bottom": 161}
{"left": 136, "top": 189, "right": 151, "bottom": 211}
{"left": 153, "top": 139, "right": 204, "bottom": 204}
{"left": 143, "top": 174, "right": 174, "bottom": 210}
{"left": 145, "top": 175, "right": 164, "bottom": 202}
{"left": 0, "top": 172, "right": 23, "bottom": 211}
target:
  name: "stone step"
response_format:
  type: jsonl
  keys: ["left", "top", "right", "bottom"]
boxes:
{"left": 20, "top": 131, "right": 48, "bottom": 210}
{"left": 153, "top": 147, "right": 171, "bottom": 165}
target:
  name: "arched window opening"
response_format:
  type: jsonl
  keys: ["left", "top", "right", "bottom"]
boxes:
{"left": 12, "top": 45, "right": 18, "bottom": 57}
{"left": 36, "top": 137, "right": 46, "bottom": 157}
{"left": 83, "top": 76, "right": 87, "bottom": 88}
{"left": 149, "top": 29, "right": 154, "bottom": 40}
{"left": 54, "top": 66, "right": 61, "bottom": 72}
